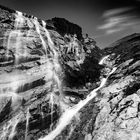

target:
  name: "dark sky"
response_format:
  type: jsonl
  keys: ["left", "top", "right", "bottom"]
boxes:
{"left": 0, "top": 0, "right": 140, "bottom": 48}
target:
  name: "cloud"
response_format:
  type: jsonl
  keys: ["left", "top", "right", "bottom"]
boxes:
{"left": 103, "top": 7, "right": 134, "bottom": 17}
{"left": 106, "top": 28, "right": 122, "bottom": 34}
{"left": 98, "top": 16, "right": 129, "bottom": 29}
{"left": 97, "top": 7, "right": 140, "bottom": 35}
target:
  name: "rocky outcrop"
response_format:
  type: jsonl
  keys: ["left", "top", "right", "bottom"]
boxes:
{"left": 46, "top": 17, "right": 83, "bottom": 40}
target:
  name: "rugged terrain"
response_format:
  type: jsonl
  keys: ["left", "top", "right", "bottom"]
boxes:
{"left": 0, "top": 5, "right": 140, "bottom": 140}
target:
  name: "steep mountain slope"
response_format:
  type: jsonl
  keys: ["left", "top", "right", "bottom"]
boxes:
{"left": 91, "top": 34, "right": 140, "bottom": 140}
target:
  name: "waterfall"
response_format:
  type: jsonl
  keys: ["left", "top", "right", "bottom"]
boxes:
{"left": 9, "top": 116, "right": 20, "bottom": 139}
{"left": 99, "top": 55, "right": 109, "bottom": 65}
{"left": 32, "top": 17, "right": 63, "bottom": 133}
{"left": 49, "top": 93, "right": 54, "bottom": 131}
{"left": 6, "top": 11, "right": 25, "bottom": 64}
{"left": 25, "top": 108, "right": 30, "bottom": 140}
{"left": 41, "top": 20, "right": 62, "bottom": 95}
{"left": 33, "top": 18, "right": 62, "bottom": 97}
{"left": 34, "top": 18, "right": 48, "bottom": 56}
{"left": 1, "top": 11, "right": 25, "bottom": 105}
{"left": 33, "top": 18, "right": 61, "bottom": 90}
{"left": 0, "top": 115, "right": 20, "bottom": 140}
{"left": 15, "top": 11, "right": 24, "bottom": 28}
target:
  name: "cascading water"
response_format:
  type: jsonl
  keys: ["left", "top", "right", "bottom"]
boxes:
{"left": 6, "top": 30, "right": 21, "bottom": 64}
{"left": 33, "top": 18, "right": 62, "bottom": 129}
{"left": 33, "top": 18, "right": 61, "bottom": 90}
{"left": 1, "top": 11, "right": 25, "bottom": 104}
{"left": 0, "top": 11, "right": 26, "bottom": 140}
{"left": 9, "top": 116, "right": 20, "bottom": 139}
{"left": 7, "top": 11, "right": 25, "bottom": 64}
{"left": 0, "top": 11, "right": 24, "bottom": 109}
{"left": 99, "top": 55, "right": 109, "bottom": 65}
{"left": 0, "top": 115, "right": 20, "bottom": 140}
{"left": 49, "top": 93, "right": 54, "bottom": 131}
{"left": 25, "top": 108, "right": 30, "bottom": 140}
{"left": 34, "top": 18, "right": 48, "bottom": 56}
{"left": 42, "top": 21, "right": 57, "bottom": 57}
{"left": 42, "top": 20, "right": 63, "bottom": 130}
{"left": 39, "top": 56, "right": 117, "bottom": 140}
{"left": 15, "top": 11, "right": 24, "bottom": 28}
{"left": 41, "top": 20, "right": 62, "bottom": 96}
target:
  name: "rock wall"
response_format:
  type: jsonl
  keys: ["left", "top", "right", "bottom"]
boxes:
{"left": 0, "top": 5, "right": 102, "bottom": 140}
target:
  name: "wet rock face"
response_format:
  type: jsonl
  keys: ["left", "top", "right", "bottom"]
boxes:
{"left": 0, "top": 5, "right": 102, "bottom": 140}
{"left": 0, "top": 5, "right": 63, "bottom": 140}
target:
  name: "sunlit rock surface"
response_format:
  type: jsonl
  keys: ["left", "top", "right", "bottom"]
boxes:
{"left": 0, "top": 5, "right": 140, "bottom": 140}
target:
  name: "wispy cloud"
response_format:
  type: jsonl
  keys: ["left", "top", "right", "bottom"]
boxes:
{"left": 103, "top": 7, "right": 134, "bottom": 17}
{"left": 98, "top": 16, "right": 129, "bottom": 30}
{"left": 97, "top": 7, "right": 140, "bottom": 35}
{"left": 106, "top": 28, "right": 122, "bottom": 34}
